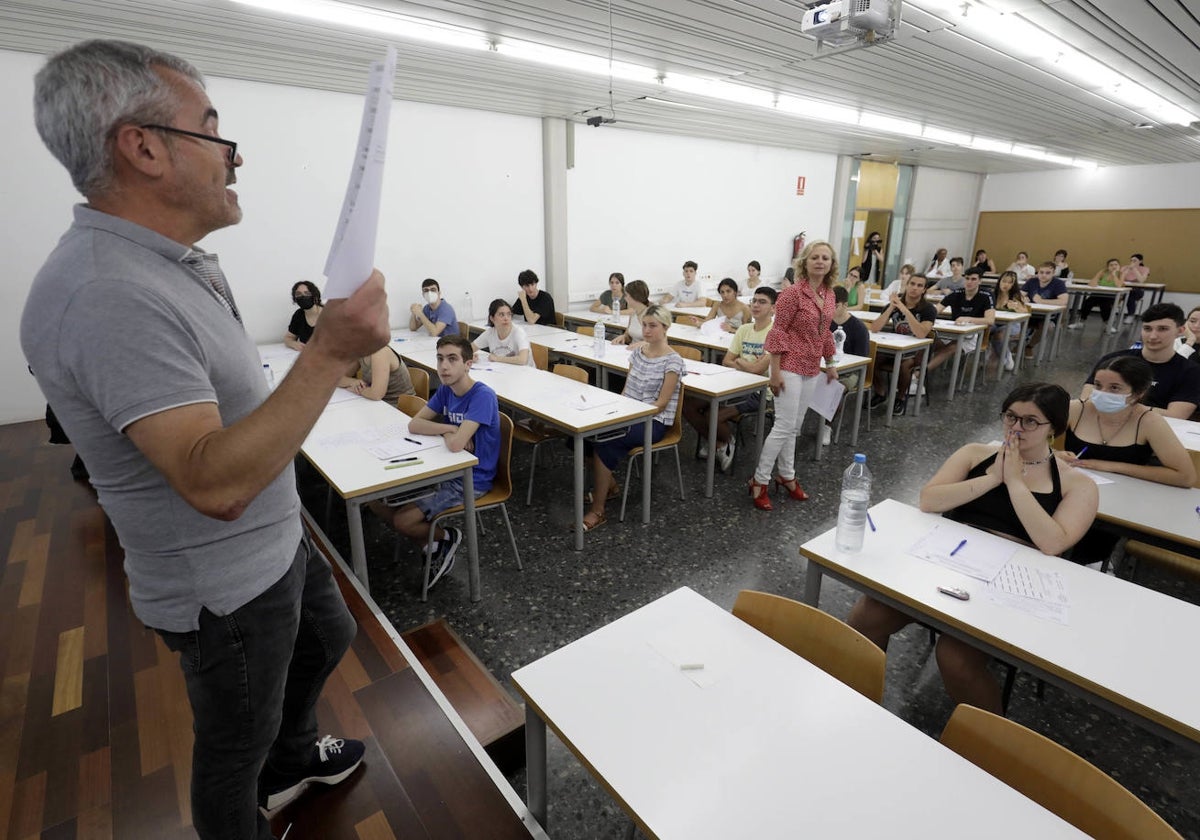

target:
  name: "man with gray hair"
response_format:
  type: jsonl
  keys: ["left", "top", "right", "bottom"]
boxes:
{"left": 21, "top": 40, "right": 390, "bottom": 838}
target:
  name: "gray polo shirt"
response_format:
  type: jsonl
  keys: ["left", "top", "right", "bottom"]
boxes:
{"left": 21, "top": 205, "right": 300, "bottom": 632}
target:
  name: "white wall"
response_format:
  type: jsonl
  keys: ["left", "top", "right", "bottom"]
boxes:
{"left": 2, "top": 48, "right": 544, "bottom": 423}
{"left": 901, "top": 166, "right": 985, "bottom": 272}
{"left": 980, "top": 161, "right": 1200, "bottom": 211}
{"left": 565, "top": 128, "right": 839, "bottom": 300}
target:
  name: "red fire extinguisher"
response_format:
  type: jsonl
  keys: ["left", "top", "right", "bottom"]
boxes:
{"left": 792, "top": 231, "right": 806, "bottom": 258}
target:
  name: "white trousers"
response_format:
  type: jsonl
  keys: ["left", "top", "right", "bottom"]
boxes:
{"left": 754, "top": 370, "right": 819, "bottom": 484}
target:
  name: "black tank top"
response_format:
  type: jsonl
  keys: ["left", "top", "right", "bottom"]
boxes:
{"left": 1064, "top": 403, "right": 1153, "bottom": 465}
{"left": 944, "top": 452, "right": 1063, "bottom": 546}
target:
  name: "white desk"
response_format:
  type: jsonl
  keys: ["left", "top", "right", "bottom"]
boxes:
{"left": 1094, "top": 471, "right": 1200, "bottom": 552}
{"left": 397, "top": 344, "right": 657, "bottom": 550}
{"left": 511, "top": 587, "right": 1085, "bottom": 838}
{"left": 991, "top": 310, "right": 1032, "bottom": 379}
{"left": 850, "top": 312, "right": 933, "bottom": 427}
{"left": 801, "top": 499, "right": 1200, "bottom": 751}
{"left": 1027, "top": 302, "right": 1068, "bottom": 365}
{"left": 1064, "top": 283, "right": 1129, "bottom": 334}
{"left": 930, "top": 320, "right": 986, "bottom": 401}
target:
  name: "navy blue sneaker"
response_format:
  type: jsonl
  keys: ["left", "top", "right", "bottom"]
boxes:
{"left": 260, "top": 736, "right": 365, "bottom": 811}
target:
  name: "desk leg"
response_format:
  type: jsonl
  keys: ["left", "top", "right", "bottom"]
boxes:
{"left": 704, "top": 396, "right": 718, "bottom": 498}
{"left": 463, "top": 468, "right": 480, "bottom": 602}
{"left": 967, "top": 338, "right": 981, "bottom": 393}
{"left": 946, "top": 336, "right": 964, "bottom": 401}
{"left": 913, "top": 346, "right": 930, "bottom": 417}
{"left": 573, "top": 434, "right": 585, "bottom": 551}
{"left": 1105, "top": 291, "right": 1125, "bottom": 335}
{"left": 1049, "top": 311, "right": 1065, "bottom": 360}
{"left": 884, "top": 353, "right": 901, "bottom": 428}
{"left": 525, "top": 708, "right": 548, "bottom": 830}
{"left": 1012, "top": 320, "right": 1030, "bottom": 377}
{"left": 346, "top": 499, "right": 369, "bottom": 590}
{"left": 642, "top": 416, "right": 652, "bottom": 524}
{"left": 803, "top": 563, "right": 823, "bottom": 606}
{"left": 850, "top": 374, "right": 865, "bottom": 446}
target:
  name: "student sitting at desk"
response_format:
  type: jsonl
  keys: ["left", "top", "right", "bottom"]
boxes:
{"left": 926, "top": 267, "right": 994, "bottom": 374}
{"left": 684, "top": 278, "right": 752, "bottom": 333}
{"left": 409, "top": 277, "right": 459, "bottom": 337}
{"left": 925, "top": 248, "right": 951, "bottom": 280}
{"left": 927, "top": 257, "right": 966, "bottom": 295}
{"left": 474, "top": 299, "right": 535, "bottom": 367}
{"left": 661, "top": 260, "right": 706, "bottom": 307}
{"left": 589, "top": 272, "right": 629, "bottom": 315}
{"left": 867, "top": 272, "right": 937, "bottom": 417}
{"left": 1070, "top": 258, "right": 1124, "bottom": 332}
{"left": 745, "top": 260, "right": 762, "bottom": 290}
{"left": 880, "top": 263, "right": 916, "bottom": 299}
{"left": 987, "top": 271, "right": 1029, "bottom": 373}
{"left": 1006, "top": 251, "right": 1036, "bottom": 282}
{"left": 683, "top": 286, "right": 776, "bottom": 471}
{"left": 1120, "top": 253, "right": 1150, "bottom": 324}
{"left": 583, "top": 306, "right": 685, "bottom": 532}
{"left": 838, "top": 264, "right": 865, "bottom": 309}
{"left": 512, "top": 269, "right": 556, "bottom": 326}
{"left": 1057, "top": 355, "right": 1196, "bottom": 566}
{"left": 375, "top": 335, "right": 499, "bottom": 589}
{"left": 1080, "top": 303, "right": 1200, "bottom": 420}
{"left": 1176, "top": 305, "right": 1200, "bottom": 362}
{"left": 1021, "top": 262, "right": 1069, "bottom": 358}
{"left": 284, "top": 280, "right": 323, "bottom": 350}
{"left": 848, "top": 383, "right": 1098, "bottom": 714}
{"left": 611, "top": 280, "right": 652, "bottom": 349}
{"left": 971, "top": 249, "right": 996, "bottom": 276}
{"left": 339, "top": 346, "right": 416, "bottom": 403}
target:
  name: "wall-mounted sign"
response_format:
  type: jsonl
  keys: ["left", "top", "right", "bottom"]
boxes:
{"left": 796, "top": 176, "right": 807, "bottom": 195}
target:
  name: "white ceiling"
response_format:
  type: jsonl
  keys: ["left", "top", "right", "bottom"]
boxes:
{"left": 4, "top": 0, "right": 1200, "bottom": 173}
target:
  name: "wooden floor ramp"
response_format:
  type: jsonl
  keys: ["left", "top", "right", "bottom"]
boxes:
{"left": 400, "top": 620, "right": 526, "bottom": 776}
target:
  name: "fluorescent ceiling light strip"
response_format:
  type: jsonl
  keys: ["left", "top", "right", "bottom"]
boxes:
{"left": 860, "top": 112, "right": 924, "bottom": 138}
{"left": 969, "top": 136, "right": 1013, "bottom": 154}
{"left": 922, "top": 126, "right": 971, "bottom": 145}
{"left": 775, "top": 95, "right": 860, "bottom": 126}
{"left": 661, "top": 74, "right": 775, "bottom": 108}
{"left": 230, "top": 0, "right": 491, "bottom": 50}
{"left": 494, "top": 41, "right": 659, "bottom": 84}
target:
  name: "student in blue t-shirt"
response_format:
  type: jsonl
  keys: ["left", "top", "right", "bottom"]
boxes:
{"left": 409, "top": 277, "right": 459, "bottom": 336}
{"left": 1021, "top": 262, "right": 1069, "bottom": 358}
{"left": 379, "top": 335, "right": 498, "bottom": 589}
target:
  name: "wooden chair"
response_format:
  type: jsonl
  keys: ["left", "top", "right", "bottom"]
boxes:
{"left": 411, "top": 413, "right": 522, "bottom": 601}
{"left": 669, "top": 343, "right": 702, "bottom": 361}
{"left": 408, "top": 366, "right": 430, "bottom": 400}
{"left": 731, "top": 590, "right": 885, "bottom": 704}
{"left": 575, "top": 325, "right": 594, "bottom": 338}
{"left": 396, "top": 393, "right": 427, "bottom": 417}
{"left": 512, "top": 364, "right": 587, "bottom": 505}
{"left": 531, "top": 342, "right": 549, "bottom": 371}
{"left": 618, "top": 407, "right": 685, "bottom": 522}
{"left": 940, "top": 704, "right": 1182, "bottom": 840}
{"left": 554, "top": 312, "right": 565, "bottom": 328}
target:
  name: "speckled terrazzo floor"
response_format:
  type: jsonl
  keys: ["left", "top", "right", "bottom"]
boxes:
{"left": 297, "top": 316, "right": 1200, "bottom": 840}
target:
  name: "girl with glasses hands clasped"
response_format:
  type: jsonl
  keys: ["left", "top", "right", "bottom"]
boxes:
{"left": 848, "top": 383, "right": 1098, "bottom": 715}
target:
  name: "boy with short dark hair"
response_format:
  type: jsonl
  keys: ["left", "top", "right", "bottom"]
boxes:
{"left": 512, "top": 269, "right": 556, "bottom": 325}
{"left": 662, "top": 260, "right": 706, "bottom": 307}
{"left": 410, "top": 278, "right": 459, "bottom": 336}
{"left": 380, "top": 334, "right": 499, "bottom": 587}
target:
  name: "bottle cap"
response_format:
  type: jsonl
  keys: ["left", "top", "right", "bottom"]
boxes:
{"left": 854, "top": 453, "right": 866, "bottom": 463}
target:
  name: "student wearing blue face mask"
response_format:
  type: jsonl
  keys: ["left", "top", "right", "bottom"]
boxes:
{"left": 1057, "top": 355, "right": 1195, "bottom": 566}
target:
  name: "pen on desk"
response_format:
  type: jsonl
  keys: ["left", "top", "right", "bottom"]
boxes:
{"left": 950, "top": 539, "right": 967, "bottom": 556}
{"left": 389, "top": 457, "right": 419, "bottom": 463}
{"left": 403, "top": 437, "right": 422, "bottom": 445}
{"left": 385, "top": 460, "right": 424, "bottom": 470}
{"left": 866, "top": 512, "right": 876, "bottom": 532}
{"left": 1076, "top": 446, "right": 1088, "bottom": 459}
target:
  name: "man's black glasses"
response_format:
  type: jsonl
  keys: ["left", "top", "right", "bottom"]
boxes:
{"left": 141, "top": 124, "right": 237, "bottom": 164}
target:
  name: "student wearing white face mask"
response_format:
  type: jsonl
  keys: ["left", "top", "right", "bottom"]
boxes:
{"left": 1057, "top": 354, "right": 1195, "bottom": 565}
{"left": 409, "top": 277, "right": 460, "bottom": 336}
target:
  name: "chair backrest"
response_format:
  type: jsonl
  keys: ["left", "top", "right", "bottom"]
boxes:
{"left": 531, "top": 343, "right": 549, "bottom": 371}
{"left": 490, "top": 413, "right": 515, "bottom": 500}
{"left": 940, "top": 704, "right": 1182, "bottom": 840}
{"left": 864, "top": 340, "right": 879, "bottom": 391}
{"left": 408, "top": 366, "right": 430, "bottom": 400}
{"left": 396, "top": 393, "right": 427, "bottom": 417}
{"left": 554, "top": 312, "right": 565, "bottom": 328}
{"left": 732, "top": 590, "right": 885, "bottom": 704}
{"left": 670, "top": 344, "right": 702, "bottom": 362}
{"left": 576, "top": 325, "right": 595, "bottom": 337}
{"left": 552, "top": 363, "right": 589, "bottom": 384}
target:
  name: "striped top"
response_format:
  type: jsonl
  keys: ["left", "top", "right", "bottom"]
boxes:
{"left": 625, "top": 347, "right": 686, "bottom": 425}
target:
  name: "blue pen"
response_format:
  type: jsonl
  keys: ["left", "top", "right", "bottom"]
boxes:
{"left": 866, "top": 512, "right": 876, "bottom": 532}
{"left": 950, "top": 539, "right": 967, "bottom": 556}
{"left": 1076, "top": 446, "right": 1088, "bottom": 459}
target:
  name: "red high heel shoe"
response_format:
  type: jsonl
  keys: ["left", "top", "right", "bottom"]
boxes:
{"left": 773, "top": 476, "right": 809, "bottom": 501}
{"left": 748, "top": 478, "right": 773, "bottom": 511}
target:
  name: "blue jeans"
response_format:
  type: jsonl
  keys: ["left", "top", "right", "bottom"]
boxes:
{"left": 158, "top": 535, "right": 356, "bottom": 839}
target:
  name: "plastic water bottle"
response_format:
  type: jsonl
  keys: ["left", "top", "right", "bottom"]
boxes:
{"left": 262, "top": 363, "right": 275, "bottom": 389}
{"left": 835, "top": 454, "right": 872, "bottom": 553}
{"left": 832, "top": 324, "right": 846, "bottom": 361}
{"left": 594, "top": 321, "right": 606, "bottom": 357}
{"left": 461, "top": 289, "right": 474, "bottom": 322}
